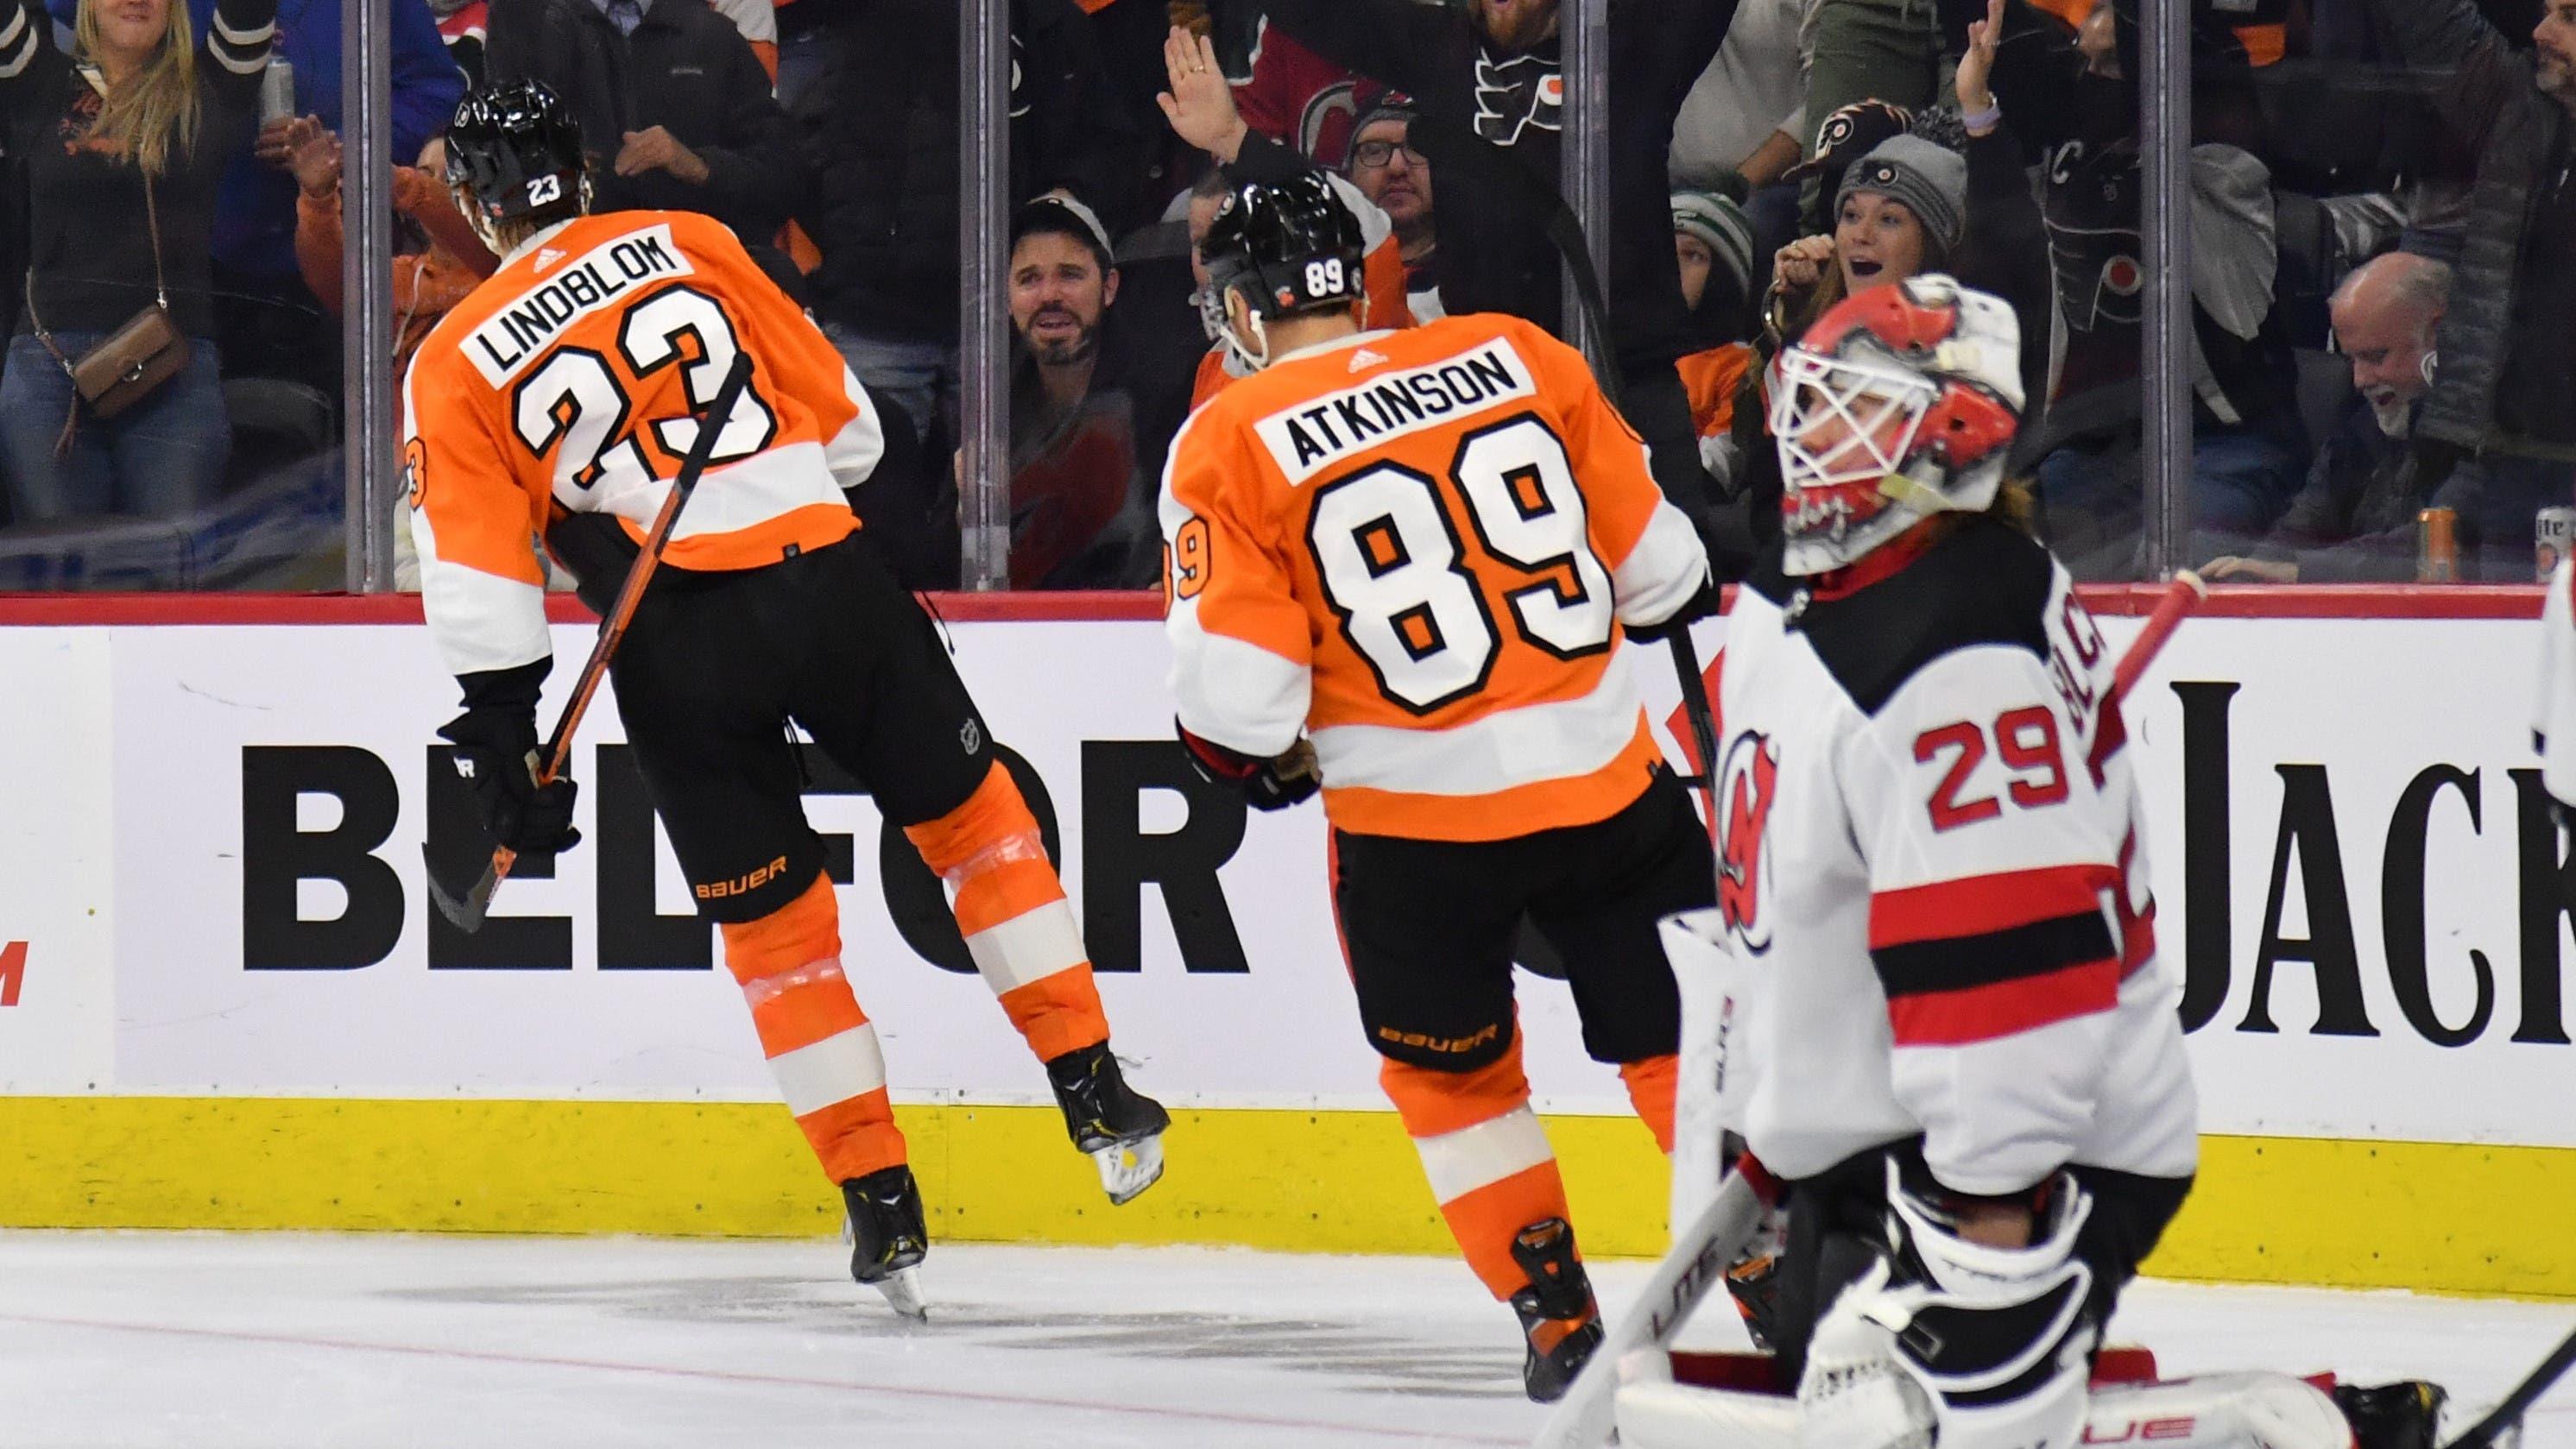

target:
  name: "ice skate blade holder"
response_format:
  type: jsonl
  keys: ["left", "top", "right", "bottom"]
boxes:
{"left": 1093, "top": 1132, "right": 1165, "bottom": 1206}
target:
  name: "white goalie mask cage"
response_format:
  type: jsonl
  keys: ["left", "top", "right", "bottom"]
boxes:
{"left": 1768, "top": 276, "right": 2025, "bottom": 576}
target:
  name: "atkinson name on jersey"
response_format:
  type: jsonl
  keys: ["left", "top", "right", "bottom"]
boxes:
{"left": 1253, "top": 338, "right": 1538, "bottom": 483}
{"left": 464, "top": 224, "right": 694, "bottom": 386}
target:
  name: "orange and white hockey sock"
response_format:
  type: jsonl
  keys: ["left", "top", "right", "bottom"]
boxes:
{"left": 904, "top": 761, "right": 1110, "bottom": 1064}
{"left": 1619, "top": 1054, "right": 1679, "bottom": 1155}
{"left": 1381, "top": 1040, "right": 1575, "bottom": 1301}
{"left": 721, "top": 870, "right": 905, "bottom": 1184}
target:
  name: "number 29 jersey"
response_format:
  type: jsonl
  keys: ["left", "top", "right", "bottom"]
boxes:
{"left": 1710, "top": 520, "right": 2197, "bottom": 1195}
{"left": 1159, "top": 312, "right": 1708, "bottom": 842}
{"left": 403, "top": 210, "right": 884, "bottom": 683}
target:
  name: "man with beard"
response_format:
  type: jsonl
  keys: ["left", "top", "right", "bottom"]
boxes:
{"left": 1003, "top": 195, "right": 1160, "bottom": 589}
{"left": 1342, "top": 100, "right": 1443, "bottom": 320}
{"left": 1250, "top": 0, "right": 1750, "bottom": 570}
{"left": 2203, "top": 255, "right": 2487, "bottom": 582}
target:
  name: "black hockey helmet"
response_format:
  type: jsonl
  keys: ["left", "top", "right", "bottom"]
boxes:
{"left": 1199, "top": 173, "right": 1366, "bottom": 326}
{"left": 445, "top": 80, "right": 585, "bottom": 222}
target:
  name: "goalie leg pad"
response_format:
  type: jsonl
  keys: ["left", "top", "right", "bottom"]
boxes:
{"left": 1796, "top": 1164, "right": 2100, "bottom": 1449}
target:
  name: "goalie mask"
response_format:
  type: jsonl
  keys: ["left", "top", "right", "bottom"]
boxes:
{"left": 1769, "top": 275, "right": 2024, "bottom": 576}
{"left": 1199, "top": 173, "right": 1366, "bottom": 370}
{"left": 445, "top": 80, "right": 588, "bottom": 242}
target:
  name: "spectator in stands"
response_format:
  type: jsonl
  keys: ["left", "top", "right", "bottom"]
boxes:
{"left": 1341, "top": 98, "right": 1441, "bottom": 322}
{"left": 35, "top": 0, "right": 465, "bottom": 392}
{"left": 1668, "top": 0, "right": 1806, "bottom": 267}
{"left": 1672, "top": 187, "right": 1755, "bottom": 487}
{"left": 1161, "top": 27, "right": 1409, "bottom": 410}
{"left": 431, "top": 0, "right": 486, "bottom": 85}
{"left": 283, "top": 121, "right": 494, "bottom": 375}
{"left": 2205, "top": 253, "right": 2484, "bottom": 581}
{"left": 1252, "top": 0, "right": 1744, "bottom": 561}
{"left": 486, "top": 0, "right": 802, "bottom": 255}
{"left": 1765, "top": 130, "right": 1964, "bottom": 334}
{"left": 2351, "top": 0, "right": 2576, "bottom": 572}
{"left": 1002, "top": 195, "right": 1156, "bottom": 589}
{"left": 0, "top": 0, "right": 275, "bottom": 522}
{"left": 1964, "top": 0, "right": 2308, "bottom": 576}
{"left": 792, "top": 0, "right": 1136, "bottom": 470}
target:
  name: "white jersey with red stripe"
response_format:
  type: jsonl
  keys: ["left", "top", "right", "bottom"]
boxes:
{"left": 2536, "top": 558, "right": 2576, "bottom": 809}
{"left": 1711, "top": 517, "right": 2197, "bottom": 1194}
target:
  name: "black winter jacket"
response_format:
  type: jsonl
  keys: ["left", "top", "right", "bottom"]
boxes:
{"left": 1256, "top": 0, "right": 1738, "bottom": 375}
{"left": 486, "top": 0, "right": 804, "bottom": 243}
{"left": 2357, "top": 0, "right": 2575, "bottom": 457}
{"left": 792, "top": 0, "right": 1143, "bottom": 343}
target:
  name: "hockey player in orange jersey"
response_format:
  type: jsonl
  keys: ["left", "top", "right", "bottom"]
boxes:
{"left": 1159, "top": 173, "right": 1720, "bottom": 1402}
{"left": 407, "top": 82, "right": 1169, "bottom": 1318}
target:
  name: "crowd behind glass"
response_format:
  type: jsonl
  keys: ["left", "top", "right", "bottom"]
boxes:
{"left": 0, "top": 0, "right": 2567, "bottom": 591}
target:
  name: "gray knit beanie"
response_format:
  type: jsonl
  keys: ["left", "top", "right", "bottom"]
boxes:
{"left": 1834, "top": 134, "right": 1967, "bottom": 261}
{"left": 1671, "top": 189, "right": 1755, "bottom": 301}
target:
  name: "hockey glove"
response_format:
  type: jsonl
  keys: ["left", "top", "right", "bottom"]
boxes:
{"left": 438, "top": 706, "right": 582, "bottom": 857}
{"left": 1621, "top": 566, "right": 1721, "bottom": 644}
{"left": 1178, "top": 722, "right": 1320, "bottom": 811}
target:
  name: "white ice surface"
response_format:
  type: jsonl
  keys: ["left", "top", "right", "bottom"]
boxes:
{"left": 0, "top": 1232, "right": 2568, "bottom": 1448}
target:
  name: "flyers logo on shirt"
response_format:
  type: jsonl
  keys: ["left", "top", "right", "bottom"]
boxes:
{"left": 1715, "top": 732, "right": 1779, "bottom": 953}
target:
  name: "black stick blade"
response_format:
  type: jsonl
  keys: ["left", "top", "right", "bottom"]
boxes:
{"left": 422, "top": 846, "right": 499, "bottom": 934}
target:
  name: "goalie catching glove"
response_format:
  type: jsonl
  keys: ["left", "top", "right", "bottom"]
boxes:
{"left": 1177, "top": 721, "right": 1320, "bottom": 811}
{"left": 439, "top": 702, "right": 581, "bottom": 857}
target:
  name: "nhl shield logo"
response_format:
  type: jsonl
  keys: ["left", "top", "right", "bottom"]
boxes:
{"left": 1714, "top": 731, "right": 1781, "bottom": 953}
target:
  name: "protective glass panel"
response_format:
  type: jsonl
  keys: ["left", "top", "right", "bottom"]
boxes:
{"left": 0, "top": 0, "right": 401, "bottom": 589}
{"left": 2183, "top": 0, "right": 2565, "bottom": 584}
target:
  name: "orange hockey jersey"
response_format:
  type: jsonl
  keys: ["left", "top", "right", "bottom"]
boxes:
{"left": 403, "top": 209, "right": 882, "bottom": 679}
{"left": 1160, "top": 312, "right": 1708, "bottom": 841}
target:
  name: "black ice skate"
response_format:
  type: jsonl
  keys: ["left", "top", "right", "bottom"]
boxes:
{"left": 1508, "top": 1217, "right": 1604, "bottom": 1403}
{"left": 1045, "top": 1042, "right": 1170, "bottom": 1206}
{"left": 840, "top": 1164, "right": 929, "bottom": 1320}
{"left": 2333, "top": 1379, "right": 2450, "bottom": 1449}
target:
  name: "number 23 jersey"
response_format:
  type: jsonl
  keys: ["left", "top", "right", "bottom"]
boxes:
{"left": 1711, "top": 520, "right": 2197, "bottom": 1194}
{"left": 403, "top": 210, "right": 884, "bottom": 683}
{"left": 1159, "top": 312, "right": 1708, "bottom": 841}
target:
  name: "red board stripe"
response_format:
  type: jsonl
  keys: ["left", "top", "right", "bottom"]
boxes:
{"left": 1889, "top": 957, "right": 2118, "bottom": 1045}
{"left": 0, "top": 583, "right": 2548, "bottom": 627}
{"left": 1871, "top": 863, "right": 2118, "bottom": 949}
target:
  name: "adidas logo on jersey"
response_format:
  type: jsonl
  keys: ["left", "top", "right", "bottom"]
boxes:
{"left": 1348, "top": 348, "right": 1387, "bottom": 372}
{"left": 534, "top": 249, "right": 566, "bottom": 271}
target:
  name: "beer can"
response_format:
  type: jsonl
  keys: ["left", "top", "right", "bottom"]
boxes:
{"left": 2417, "top": 507, "right": 2459, "bottom": 583}
{"left": 2539, "top": 507, "right": 2576, "bottom": 581}
{"left": 258, "top": 60, "right": 295, "bottom": 126}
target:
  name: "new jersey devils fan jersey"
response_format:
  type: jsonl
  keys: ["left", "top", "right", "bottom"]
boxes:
{"left": 404, "top": 210, "right": 884, "bottom": 681}
{"left": 1161, "top": 312, "right": 1708, "bottom": 841}
{"left": 1712, "top": 520, "right": 2197, "bottom": 1194}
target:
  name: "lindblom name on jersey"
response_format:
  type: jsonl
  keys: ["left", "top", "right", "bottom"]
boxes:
{"left": 1253, "top": 338, "right": 1538, "bottom": 484}
{"left": 464, "top": 224, "right": 697, "bottom": 387}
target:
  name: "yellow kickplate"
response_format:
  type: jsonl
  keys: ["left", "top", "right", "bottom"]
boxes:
{"left": 3, "top": 1098, "right": 2568, "bottom": 1299}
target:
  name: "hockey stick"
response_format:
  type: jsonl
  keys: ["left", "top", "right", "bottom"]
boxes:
{"left": 1534, "top": 570, "right": 2209, "bottom": 1448}
{"left": 2443, "top": 1321, "right": 2576, "bottom": 1448}
{"left": 2111, "top": 570, "right": 2208, "bottom": 706}
{"left": 425, "top": 352, "right": 756, "bottom": 933}
{"left": 1533, "top": 1169, "right": 1765, "bottom": 1449}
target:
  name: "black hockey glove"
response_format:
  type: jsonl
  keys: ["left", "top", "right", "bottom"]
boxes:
{"left": 1177, "top": 722, "right": 1320, "bottom": 811}
{"left": 438, "top": 706, "right": 582, "bottom": 857}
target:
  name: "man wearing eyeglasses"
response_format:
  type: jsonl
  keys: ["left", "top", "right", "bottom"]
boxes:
{"left": 1342, "top": 100, "right": 1443, "bottom": 323}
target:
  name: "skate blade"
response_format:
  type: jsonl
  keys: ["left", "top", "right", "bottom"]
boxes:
{"left": 871, "top": 1265, "right": 928, "bottom": 1321}
{"left": 1094, "top": 1131, "right": 1165, "bottom": 1206}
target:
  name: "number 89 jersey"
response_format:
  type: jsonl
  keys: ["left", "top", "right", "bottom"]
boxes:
{"left": 403, "top": 210, "right": 884, "bottom": 681}
{"left": 1159, "top": 313, "right": 1708, "bottom": 841}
